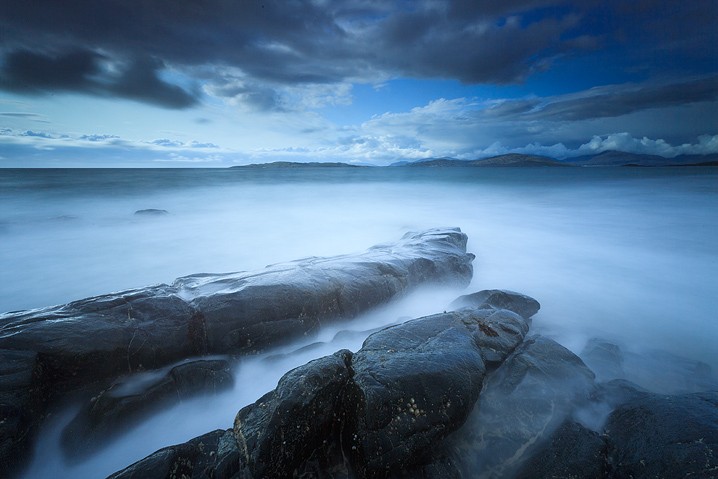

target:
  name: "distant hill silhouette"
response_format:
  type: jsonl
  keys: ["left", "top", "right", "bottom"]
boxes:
{"left": 231, "top": 161, "right": 364, "bottom": 169}
{"left": 567, "top": 150, "right": 718, "bottom": 167}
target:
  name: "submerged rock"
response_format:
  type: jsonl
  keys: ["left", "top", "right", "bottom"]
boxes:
{"left": 134, "top": 209, "right": 169, "bottom": 216}
{"left": 580, "top": 337, "right": 717, "bottom": 394}
{"left": 580, "top": 338, "right": 625, "bottom": 382}
{"left": 447, "top": 335, "right": 596, "bottom": 479}
{"left": 0, "top": 228, "right": 473, "bottom": 475}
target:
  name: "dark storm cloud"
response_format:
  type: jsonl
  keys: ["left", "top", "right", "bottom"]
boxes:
{"left": 0, "top": 49, "right": 198, "bottom": 109}
{"left": 0, "top": 0, "right": 714, "bottom": 109}
{"left": 0, "top": 49, "right": 102, "bottom": 92}
{"left": 108, "top": 57, "right": 198, "bottom": 109}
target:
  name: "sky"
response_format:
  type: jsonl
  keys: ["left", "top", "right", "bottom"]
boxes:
{"left": 0, "top": 0, "right": 716, "bottom": 167}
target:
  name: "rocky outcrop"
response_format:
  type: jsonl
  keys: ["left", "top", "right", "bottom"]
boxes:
{"left": 0, "top": 228, "right": 473, "bottom": 477}
{"left": 345, "top": 307, "right": 530, "bottom": 477}
{"left": 107, "top": 290, "right": 538, "bottom": 478}
{"left": 105, "top": 288, "right": 718, "bottom": 479}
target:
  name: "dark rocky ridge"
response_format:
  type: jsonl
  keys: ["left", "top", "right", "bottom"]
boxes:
{"left": 108, "top": 290, "right": 718, "bottom": 479}
{"left": 110, "top": 290, "right": 539, "bottom": 478}
{"left": 0, "top": 227, "right": 473, "bottom": 478}
{"left": 389, "top": 151, "right": 718, "bottom": 167}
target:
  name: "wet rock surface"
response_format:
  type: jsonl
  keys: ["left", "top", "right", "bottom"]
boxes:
{"left": 0, "top": 350, "right": 44, "bottom": 478}
{"left": 62, "top": 359, "right": 234, "bottom": 459}
{"left": 3, "top": 247, "right": 716, "bottom": 479}
{"left": 103, "top": 288, "right": 718, "bottom": 479}
{"left": 514, "top": 420, "right": 608, "bottom": 479}
{"left": 517, "top": 388, "right": 718, "bottom": 479}
{"left": 108, "top": 290, "right": 537, "bottom": 479}
{"left": 234, "top": 350, "right": 353, "bottom": 478}
{"left": 345, "top": 307, "right": 530, "bottom": 477}
{"left": 449, "top": 289, "right": 540, "bottom": 320}
{"left": 107, "top": 429, "right": 240, "bottom": 479}
{"left": 604, "top": 391, "right": 718, "bottom": 478}
{"left": 0, "top": 228, "right": 473, "bottom": 476}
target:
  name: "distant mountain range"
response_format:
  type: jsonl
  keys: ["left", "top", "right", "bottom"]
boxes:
{"left": 564, "top": 150, "right": 718, "bottom": 167}
{"left": 230, "top": 152, "right": 718, "bottom": 168}
{"left": 394, "top": 151, "right": 718, "bottom": 167}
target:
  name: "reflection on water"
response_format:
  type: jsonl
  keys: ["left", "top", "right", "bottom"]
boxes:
{"left": 2, "top": 167, "right": 717, "bottom": 477}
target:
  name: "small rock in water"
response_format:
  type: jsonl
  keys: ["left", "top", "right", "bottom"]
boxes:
{"left": 134, "top": 209, "right": 169, "bottom": 216}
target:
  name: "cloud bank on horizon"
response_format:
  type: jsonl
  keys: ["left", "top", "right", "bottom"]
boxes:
{"left": 0, "top": 0, "right": 716, "bottom": 166}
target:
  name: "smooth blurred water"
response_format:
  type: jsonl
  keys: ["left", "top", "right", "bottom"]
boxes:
{"left": 2, "top": 166, "right": 717, "bottom": 477}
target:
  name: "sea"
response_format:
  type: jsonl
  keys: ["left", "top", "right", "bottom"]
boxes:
{"left": 1, "top": 166, "right": 717, "bottom": 477}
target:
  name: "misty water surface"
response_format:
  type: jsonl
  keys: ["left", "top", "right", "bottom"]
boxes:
{"left": 1, "top": 166, "right": 716, "bottom": 477}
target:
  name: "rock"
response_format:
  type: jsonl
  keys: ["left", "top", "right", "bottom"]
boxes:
{"left": 62, "top": 359, "right": 234, "bottom": 458}
{"left": 622, "top": 348, "right": 716, "bottom": 394}
{"left": 234, "top": 350, "right": 353, "bottom": 478}
{"left": 605, "top": 391, "right": 718, "bottom": 478}
{"left": 580, "top": 338, "right": 625, "bottom": 382}
{"left": 514, "top": 420, "right": 608, "bottom": 479}
{"left": 134, "top": 209, "right": 169, "bottom": 216}
{"left": 180, "top": 227, "right": 474, "bottom": 354}
{"left": 108, "top": 291, "right": 537, "bottom": 478}
{"left": 107, "top": 428, "right": 240, "bottom": 479}
{"left": 447, "top": 335, "right": 596, "bottom": 479}
{"left": 580, "top": 339, "right": 717, "bottom": 394}
{"left": 344, "top": 305, "right": 531, "bottom": 477}
{"left": 591, "top": 378, "right": 651, "bottom": 408}
{"left": 516, "top": 389, "right": 718, "bottom": 479}
{"left": 0, "top": 350, "right": 44, "bottom": 478}
{"left": 449, "top": 289, "right": 540, "bottom": 319}
{"left": 1, "top": 286, "right": 205, "bottom": 391}
{"left": 0, "top": 228, "right": 473, "bottom": 473}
